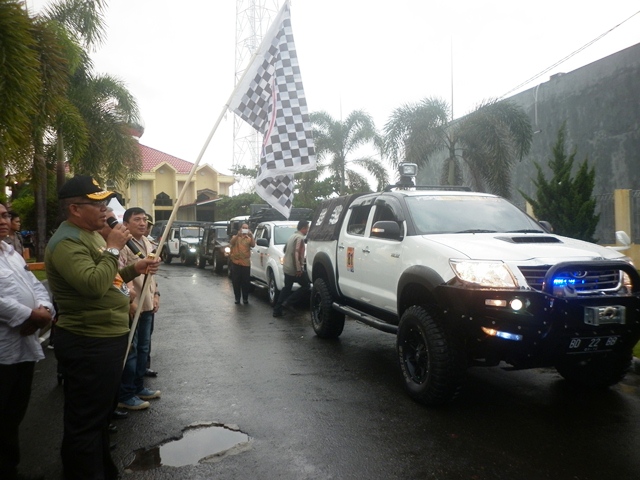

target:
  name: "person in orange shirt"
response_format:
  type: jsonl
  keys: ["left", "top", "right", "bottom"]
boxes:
{"left": 229, "top": 223, "right": 255, "bottom": 304}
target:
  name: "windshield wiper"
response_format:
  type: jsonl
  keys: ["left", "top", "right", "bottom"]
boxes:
{"left": 455, "top": 229, "right": 497, "bottom": 234}
{"left": 507, "top": 229, "right": 545, "bottom": 233}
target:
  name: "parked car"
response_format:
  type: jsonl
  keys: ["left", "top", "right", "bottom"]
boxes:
{"left": 249, "top": 220, "right": 299, "bottom": 306}
{"left": 161, "top": 222, "right": 208, "bottom": 265}
{"left": 197, "top": 221, "right": 231, "bottom": 274}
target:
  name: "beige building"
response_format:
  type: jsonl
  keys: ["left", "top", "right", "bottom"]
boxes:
{"left": 124, "top": 143, "right": 235, "bottom": 222}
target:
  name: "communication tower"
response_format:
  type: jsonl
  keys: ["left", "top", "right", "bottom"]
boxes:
{"left": 233, "top": 0, "right": 282, "bottom": 194}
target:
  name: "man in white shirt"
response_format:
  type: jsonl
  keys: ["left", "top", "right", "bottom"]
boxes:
{"left": 0, "top": 202, "right": 54, "bottom": 480}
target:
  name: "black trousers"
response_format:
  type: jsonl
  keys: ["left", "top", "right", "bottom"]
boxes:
{"left": 0, "top": 361, "right": 35, "bottom": 479}
{"left": 54, "top": 328, "right": 128, "bottom": 480}
{"left": 231, "top": 263, "right": 251, "bottom": 302}
{"left": 275, "top": 271, "right": 311, "bottom": 310}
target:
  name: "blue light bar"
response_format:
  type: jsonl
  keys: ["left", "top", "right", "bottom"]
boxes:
{"left": 553, "top": 277, "right": 586, "bottom": 287}
{"left": 496, "top": 330, "right": 523, "bottom": 341}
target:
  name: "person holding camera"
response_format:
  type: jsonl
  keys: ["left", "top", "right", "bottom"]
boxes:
{"left": 229, "top": 223, "right": 255, "bottom": 305}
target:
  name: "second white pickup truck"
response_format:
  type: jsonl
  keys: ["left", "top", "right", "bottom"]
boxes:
{"left": 250, "top": 220, "right": 299, "bottom": 306}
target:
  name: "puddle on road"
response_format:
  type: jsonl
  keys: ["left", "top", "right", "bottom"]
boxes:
{"left": 125, "top": 422, "right": 251, "bottom": 471}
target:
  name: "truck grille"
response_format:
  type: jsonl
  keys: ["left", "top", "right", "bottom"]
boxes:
{"left": 518, "top": 265, "right": 622, "bottom": 294}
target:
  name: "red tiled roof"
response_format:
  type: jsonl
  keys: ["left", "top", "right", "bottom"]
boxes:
{"left": 140, "top": 144, "right": 195, "bottom": 174}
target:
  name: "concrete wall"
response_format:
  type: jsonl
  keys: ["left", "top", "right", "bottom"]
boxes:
{"left": 417, "top": 42, "right": 640, "bottom": 244}
{"left": 510, "top": 42, "right": 640, "bottom": 207}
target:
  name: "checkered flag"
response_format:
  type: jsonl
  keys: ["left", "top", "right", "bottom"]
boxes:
{"left": 229, "top": 0, "right": 316, "bottom": 218}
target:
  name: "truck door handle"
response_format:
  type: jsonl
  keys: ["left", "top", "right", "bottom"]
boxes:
{"left": 338, "top": 244, "right": 345, "bottom": 250}
{"left": 362, "top": 247, "right": 370, "bottom": 253}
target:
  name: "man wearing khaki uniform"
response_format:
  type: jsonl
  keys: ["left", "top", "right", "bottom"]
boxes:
{"left": 117, "top": 207, "right": 161, "bottom": 410}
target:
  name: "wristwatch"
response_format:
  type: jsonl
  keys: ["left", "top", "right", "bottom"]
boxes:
{"left": 105, "top": 247, "right": 120, "bottom": 257}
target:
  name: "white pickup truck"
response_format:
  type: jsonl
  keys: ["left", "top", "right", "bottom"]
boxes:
{"left": 306, "top": 164, "right": 640, "bottom": 406}
{"left": 250, "top": 221, "right": 299, "bottom": 306}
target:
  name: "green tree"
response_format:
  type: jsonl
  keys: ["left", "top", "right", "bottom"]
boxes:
{"left": 0, "top": 1, "right": 142, "bottom": 258}
{"left": 63, "top": 64, "right": 142, "bottom": 188}
{"left": 293, "top": 169, "right": 333, "bottom": 210}
{"left": 311, "top": 110, "right": 388, "bottom": 195}
{"left": 520, "top": 124, "right": 599, "bottom": 242}
{"left": 231, "top": 164, "right": 259, "bottom": 179}
{"left": 29, "top": 12, "right": 78, "bottom": 260}
{"left": 43, "top": 0, "right": 141, "bottom": 191}
{"left": 384, "top": 97, "right": 533, "bottom": 198}
{"left": 215, "top": 192, "right": 263, "bottom": 221}
{"left": 0, "top": 0, "right": 43, "bottom": 201}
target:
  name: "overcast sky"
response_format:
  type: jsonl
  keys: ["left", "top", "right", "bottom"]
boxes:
{"left": 27, "top": 0, "right": 640, "bottom": 179}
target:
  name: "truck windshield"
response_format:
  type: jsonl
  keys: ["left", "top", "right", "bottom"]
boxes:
{"left": 405, "top": 195, "right": 544, "bottom": 235}
{"left": 181, "top": 227, "right": 201, "bottom": 238}
{"left": 274, "top": 226, "right": 297, "bottom": 245}
{"left": 214, "top": 227, "right": 228, "bottom": 241}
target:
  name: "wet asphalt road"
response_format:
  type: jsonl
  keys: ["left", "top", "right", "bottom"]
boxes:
{"left": 20, "top": 263, "right": 640, "bottom": 480}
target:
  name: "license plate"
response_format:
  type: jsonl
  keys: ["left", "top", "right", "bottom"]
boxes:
{"left": 584, "top": 305, "right": 625, "bottom": 326}
{"left": 567, "top": 335, "right": 621, "bottom": 353}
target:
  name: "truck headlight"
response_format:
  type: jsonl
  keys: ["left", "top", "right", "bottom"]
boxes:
{"left": 224, "top": 246, "right": 231, "bottom": 255}
{"left": 450, "top": 260, "right": 516, "bottom": 288}
{"left": 189, "top": 247, "right": 196, "bottom": 253}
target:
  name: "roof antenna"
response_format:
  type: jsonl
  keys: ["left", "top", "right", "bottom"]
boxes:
{"left": 450, "top": 37, "right": 454, "bottom": 120}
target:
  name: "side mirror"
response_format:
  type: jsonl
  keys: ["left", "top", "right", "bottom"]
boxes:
{"left": 371, "top": 221, "right": 400, "bottom": 240}
{"left": 256, "top": 238, "right": 268, "bottom": 247}
{"left": 538, "top": 220, "right": 553, "bottom": 233}
{"left": 616, "top": 230, "right": 631, "bottom": 247}
{"left": 608, "top": 230, "right": 632, "bottom": 251}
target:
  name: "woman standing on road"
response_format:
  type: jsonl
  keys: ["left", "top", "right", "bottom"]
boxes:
{"left": 229, "top": 223, "right": 255, "bottom": 305}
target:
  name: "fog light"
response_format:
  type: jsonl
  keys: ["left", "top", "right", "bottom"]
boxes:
{"left": 482, "top": 326, "right": 523, "bottom": 341}
{"left": 510, "top": 299, "right": 523, "bottom": 311}
{"left": 485, "top": 299, "right": 507, "bottom": 307}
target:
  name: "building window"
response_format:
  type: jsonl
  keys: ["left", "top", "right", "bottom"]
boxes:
{"left": 155, "top": 192, "right": 172, "bottom": 206}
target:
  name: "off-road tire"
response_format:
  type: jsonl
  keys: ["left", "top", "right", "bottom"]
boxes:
{"left": 397, "top": 306, "right": 466, "bottom": 407}
{"left": 214, "top": 252, "right": 225, "bottom": 274}
{"left": 161, "top": 249, "right": 172, "bottom": 264}
{"left": 311, "top": 277, "right": 345, "bottom": 338}
{"left": 268, "top": 269, "right": 279, "bottom": 306}
{"left": 555, "top": 352, "right": 632, "bottom": 388}
{"left": 197, "top": 254, "right": 206, "bottom": 269}
{"left": 180, "top": 249, "right": 195, "bottom": 266}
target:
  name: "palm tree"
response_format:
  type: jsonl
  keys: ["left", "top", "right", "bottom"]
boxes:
{"left": 311, "top": 110, "right": 388, "bottom": 195}
{"left": 29, "top": 13, "right": 79, "bottom": 260}
{"left": 0, "top": 0, "right": 42, "bottom": 200}
{"left": 384, "top": 97, "right": 533, "bottom": 198}
{"left": 62, "top": 61, "right": 142, "bottom": 188}
{"left": 42, "top": 0, "right": 141, "bottom": 191}
{"left": 1, "top": 0, "right": 141, "bottom": 258}
{"left": 43, "top": 0, "right": 108, "bottom": 50}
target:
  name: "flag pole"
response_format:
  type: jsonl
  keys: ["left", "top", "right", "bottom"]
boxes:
{"left": 123, "top": 3, "right": 290, "bottom": 365}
